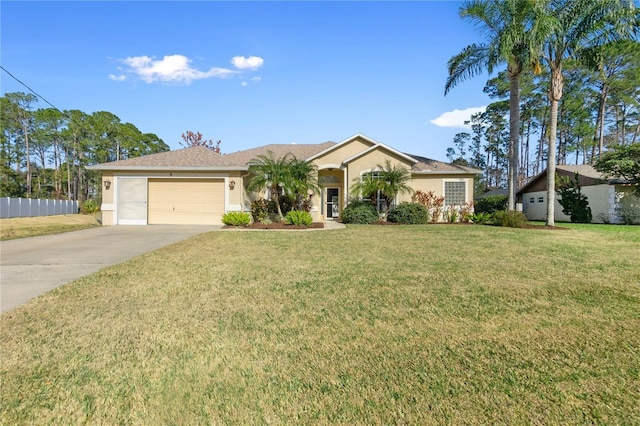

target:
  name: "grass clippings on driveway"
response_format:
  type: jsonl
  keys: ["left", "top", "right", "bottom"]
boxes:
{"left": 0, "top": 214, "right": 101, "bottom": 240}
{"left": 1, "top": 224, "right": 639, "bottom": 424}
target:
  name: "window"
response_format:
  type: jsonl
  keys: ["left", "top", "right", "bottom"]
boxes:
{"left": 538, "top": 196, "right": 544, "bottom": 203}
{"left": 360, "top": 171, "right": 387, "bottom": 212}
{"left": 444, "top": 181, "right": 466, "bottom": 206}
{"left": 530, "top": 197, "right": 535, "bottom": 203}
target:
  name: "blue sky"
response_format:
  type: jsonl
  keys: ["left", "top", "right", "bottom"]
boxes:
{"left": 1, "top": 1, "right": 494, "bottom": 161}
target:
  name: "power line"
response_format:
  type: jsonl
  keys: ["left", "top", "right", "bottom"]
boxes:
{"left": 1, "top": 65, "right": 64, "bottom": 113}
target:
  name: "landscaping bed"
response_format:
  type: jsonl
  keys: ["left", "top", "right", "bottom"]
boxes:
{"left": 226, "top": 221, "right": 324, "bottom": 229}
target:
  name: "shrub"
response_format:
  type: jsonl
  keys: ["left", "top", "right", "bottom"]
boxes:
{"left": 341, "top": 200, "right": 379, "bottom": 224}
{"left": 387, "top": 202, "right": 429, "bottom": 224}
{"left": 475, "top": 195, "right": 508, "bottom": 214}
{"left": 491, "top": 210, "right": 527, "bottom": 228}
{"left": 278, "top": 195, "right": 294, "bottom": 215}
{"left": 470, "top": 212, "right": 491, "bottom": 225}
{"left": 444, "top": 206, "right": 459, "bottom": 223}
{"left": 556, "top": 172, "right": 592, "bottom": 223}
{"left": 617, "top": 194, "right": 640, "bottom": 225}
{"left": 413, "top": 190, "right": 445, "bottom": 222}
{"left": 222, "top": 211, "right": 251, "bottom": 226}
{"left": 250, "top": 199, "right": 270, "bottom": 222}
{"left": 80, "top": 199, "right": 100, "bottom": 214}
{"left": 458, "top": 202, "right": 474, "bottom": 223}
{"left": 285, "top": 210, "right": 313, "bottom": 226}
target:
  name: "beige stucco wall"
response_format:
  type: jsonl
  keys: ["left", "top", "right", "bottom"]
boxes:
{"left": 313, "top": 137, "right": 374, "bottom": 167}
{"left": 404, "top": 175, "right": 475, "bottom": 205}
{"left": 100, "top": 172, "right": 115, "bottom": 225}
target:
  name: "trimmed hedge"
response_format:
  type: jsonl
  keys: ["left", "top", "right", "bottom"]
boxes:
{"left": 341, "top": 201, "right": 379, "bottom": 224}
{"left": 387, "top": 202, "right": 429, "bottom": 224}
{"left": 491, "top": 210, "right": 527, "bottom": 228}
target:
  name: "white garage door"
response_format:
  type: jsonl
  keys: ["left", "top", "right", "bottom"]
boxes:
{"left": 148, "top": 178, "right": 225, "bottom": 225}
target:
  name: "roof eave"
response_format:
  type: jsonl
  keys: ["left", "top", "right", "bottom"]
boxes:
{"left": 412, "top": 170, "right": 481, "bottom": 175}
{"left": 87, "top": 165, "right": 248, "bottom": 172}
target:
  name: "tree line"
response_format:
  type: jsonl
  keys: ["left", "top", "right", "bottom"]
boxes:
{"left": 445, "top": 0, "right": 639, "bottom": 225}
{"left": 447, "top": 41, "right": 639, "bottom": 190}
{"left": 1, "top": 92, "right": 169, "bottom": 201}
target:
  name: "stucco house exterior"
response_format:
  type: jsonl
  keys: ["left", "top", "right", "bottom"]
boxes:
{"left": 517, "top": 164, "right": 635, "bottom": 224}
{"left": 88, "top": 133, "right": 481, "bottom": 225}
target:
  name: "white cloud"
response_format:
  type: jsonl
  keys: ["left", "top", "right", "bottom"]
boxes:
{"left": 109, "top": 74, "right": 126, "bottom": 81}
{"left": 429, "top": 106, "right": 486, "bottom": 129}
{"left": 241, "top": 81, "right": 248, "bottom": 87}
{"left": 121, "top": 55, "right": 236, "bottom": 84}
{"left": 251, "top": 76, "right": 262, "bottom": 82}
{"left": 231, "top": 56, "right": 264, "bottom": 70}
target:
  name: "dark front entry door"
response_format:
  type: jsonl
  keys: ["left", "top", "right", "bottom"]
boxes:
{"left": 326, "top": 188, "right": 339, "bottom": 218}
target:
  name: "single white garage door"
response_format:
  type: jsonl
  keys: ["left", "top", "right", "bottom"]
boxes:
{"left": 148, "top": 178, "right": 225, "bottom": 225}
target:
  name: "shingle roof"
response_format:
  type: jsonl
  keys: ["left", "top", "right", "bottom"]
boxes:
{"left": 556, "top": 164, "right": 605, "bottom": 179}
{"left": 220, "top": 142, "right": 337, "bottom": 166}
{"left": 88, "top": 143, "right": 337, "bottom": 170}
{"left": 408, "top": 153, "right": 483, "bottom": 174}
{"left": 88, "top": 140, "right": 480, "bottom": 175}
{"left": 87, "top": 146, "right": 228, "bottom": 169}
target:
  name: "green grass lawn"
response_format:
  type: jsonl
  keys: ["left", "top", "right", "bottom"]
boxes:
{"left": 0, "top": 214, "right": 101, "bottom": 240}
{"left": 1, "top": 224, "right": 639, "bottom": 424}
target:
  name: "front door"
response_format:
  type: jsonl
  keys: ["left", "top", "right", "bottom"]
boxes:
{"left": 326, "top": 188, "right": 339, "bottom": 219}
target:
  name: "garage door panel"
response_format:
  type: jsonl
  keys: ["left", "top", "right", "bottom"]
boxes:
{"left": 148, "top": 179, "right": 224, "bottom": 225}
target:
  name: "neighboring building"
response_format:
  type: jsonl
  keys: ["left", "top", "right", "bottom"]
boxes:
{"left": 88, "top": 133, "right": 481, "bottom": 225}
{"left": 516, "top": 164, "right": 635, "bottom": 224}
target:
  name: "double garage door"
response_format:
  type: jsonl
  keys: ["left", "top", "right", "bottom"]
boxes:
{"left": 118, "top": 178, "right": 225, "bottom": 225}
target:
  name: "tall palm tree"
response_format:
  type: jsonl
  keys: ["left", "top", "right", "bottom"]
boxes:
{"left": 247, "top": 151, "right": 293, "bottom": 218}
{"left": 350, "top": 160, "right": 413, "bottom": 217}
{"left": 445, "top": 0, "right": 543, "bottom": 211}
{"left": 537, "top": 0, "right": 637, "bottom": 225}
{"left": 287, "top": 157, "right": 320, "bottom": 211}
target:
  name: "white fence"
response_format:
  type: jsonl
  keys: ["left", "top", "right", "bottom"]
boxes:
{"left": 0, "top": 198, "right": 79, "bottom": 219}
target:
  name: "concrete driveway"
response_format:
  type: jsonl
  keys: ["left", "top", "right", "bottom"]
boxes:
{"left": 0, "top": 225, "right": 220, "bottom": 313}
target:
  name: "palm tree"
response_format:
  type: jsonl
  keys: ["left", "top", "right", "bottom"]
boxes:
{"left": 247, "top": 151, "right": 293, "bottom": 218}
{"left": 536, "top": 0, "right": 637, "bottom": 226}
{"left": 350, "top": 160, "right": 413, "bottom": 217}
{"left": 445, "top": 0, "right": 544, "bottom": 212}
{"left": 287, "top": 157, "right": 321, "bottom": 211}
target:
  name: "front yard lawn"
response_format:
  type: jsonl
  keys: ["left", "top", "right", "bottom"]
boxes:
{"left": 0, "top": 214, "right": 101, "bottom": 240}
{"left": 1, "top": 225, "right": 639, "bottom": 424}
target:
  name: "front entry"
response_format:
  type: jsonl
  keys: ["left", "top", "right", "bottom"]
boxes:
{"left": 326, "top": 188, "right": 340, "bottom": 219}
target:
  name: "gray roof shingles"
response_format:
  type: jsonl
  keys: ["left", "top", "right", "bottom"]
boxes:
{"left": 90, "top": 141, "right": 480, "bottom": 175}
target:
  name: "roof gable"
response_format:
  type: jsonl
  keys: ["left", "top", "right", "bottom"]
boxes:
{"left": 307, "top": 133, "right": 379, "bottom": 162}
{"left": 342, "top": 143, "right": 418, "bottom": 166}
{"left": 516, "top": 164, "right": 625, "bottom": 195}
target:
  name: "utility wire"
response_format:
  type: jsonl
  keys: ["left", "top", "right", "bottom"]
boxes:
{"left": 1, "top": 65, "right": 65, "bottom": 113}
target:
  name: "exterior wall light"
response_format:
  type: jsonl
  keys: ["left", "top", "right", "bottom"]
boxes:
{"left": 229, "top": 179, "right": 236, "bottom": 190}
{"left": 104, "top": 180, "right": 111, "bottom": 190}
